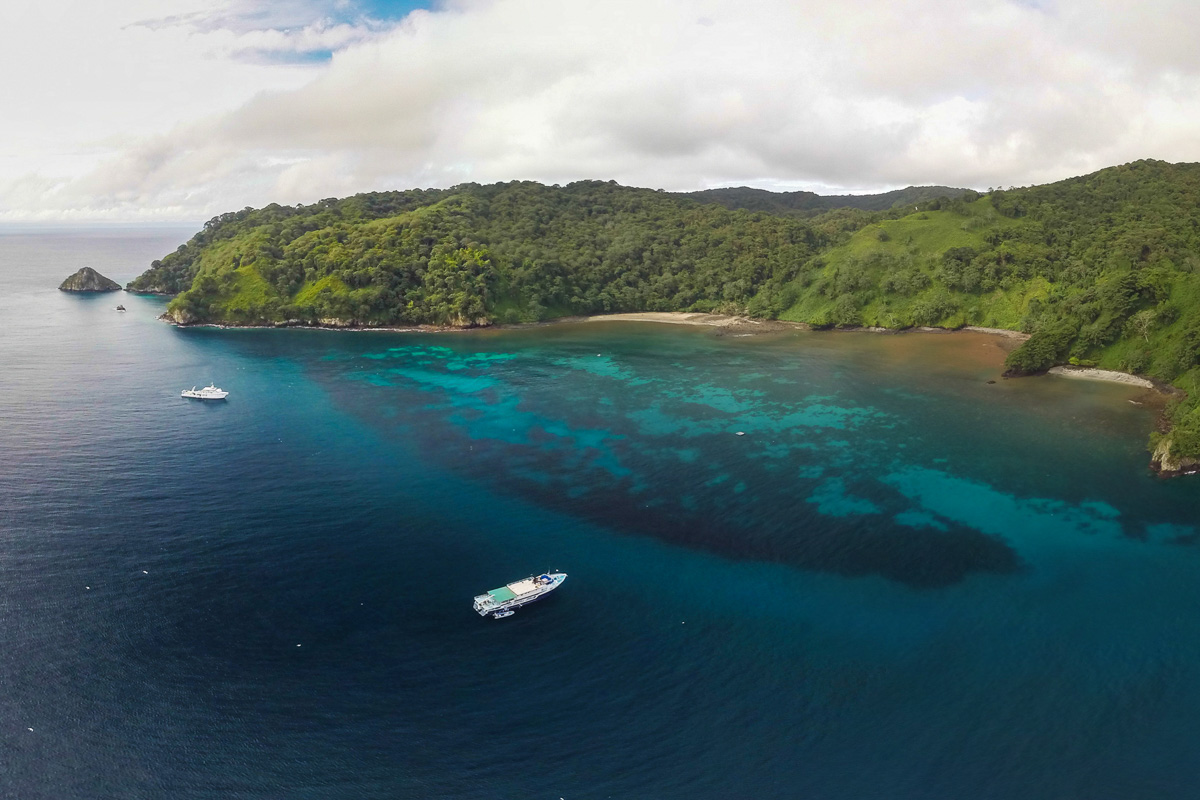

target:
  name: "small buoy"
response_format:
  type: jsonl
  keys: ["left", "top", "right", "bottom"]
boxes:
{"left": 735, "top": 431, "right": 745, "bottom": 436}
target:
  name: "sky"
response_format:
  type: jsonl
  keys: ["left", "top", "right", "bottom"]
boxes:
{"left": 4, "top": 0, "right": 1200, "bottom": 222}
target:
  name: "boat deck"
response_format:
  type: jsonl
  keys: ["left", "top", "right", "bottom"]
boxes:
{"left": 487, "top": 585, "right": 517, "bottom": 603}
{"left": 473, "top": 573, "right": 566, "bottom": 616}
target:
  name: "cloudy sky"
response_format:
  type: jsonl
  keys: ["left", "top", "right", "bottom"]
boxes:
{"left": 4, "top": 0, "right": 1200, "bottom": 221}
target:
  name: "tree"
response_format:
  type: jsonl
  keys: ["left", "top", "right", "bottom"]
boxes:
{"left": 1126, "top": 308, "right": 1157, "bottom": 341}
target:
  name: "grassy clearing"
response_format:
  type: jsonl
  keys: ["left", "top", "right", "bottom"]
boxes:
{"left": 835, "top": 199, "right": 1013, "bottom": 261}
{"left": 293, "top": 276, "right": 350, "bottom": 308}
{"left": 776, "top": 199, "right": 1035, "bottom": 330}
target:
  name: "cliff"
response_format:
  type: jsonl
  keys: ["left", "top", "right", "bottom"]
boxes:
{"left": 1152, "top": 437, "right": 1200, "bottom": 477}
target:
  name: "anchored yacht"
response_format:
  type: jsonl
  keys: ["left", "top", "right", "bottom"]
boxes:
{"left": 182, "top": 384, "right": 229, "bottom": 400}
{"left": 473, "top": 573, "right": 566, "bottom": 619}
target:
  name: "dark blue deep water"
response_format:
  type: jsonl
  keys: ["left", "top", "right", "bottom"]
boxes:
{"left": 3, "top": 230, "right": 1200, "bottom": 799}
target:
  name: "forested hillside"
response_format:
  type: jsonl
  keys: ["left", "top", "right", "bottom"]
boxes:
{"left": 129, "top": 161, "right": 1200, "bottom": 464}
{"left": 130, "top": 181, "right": 826, "bottom": 326}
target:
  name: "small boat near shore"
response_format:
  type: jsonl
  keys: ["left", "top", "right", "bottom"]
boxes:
{"left": 473, "top": 572, "right": 566, "bottom": 619}
{"left": 182, "top": 384, "right": 229, "bottom": 400}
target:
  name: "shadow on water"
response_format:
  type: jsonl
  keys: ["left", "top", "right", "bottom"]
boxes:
{"left": 405, "top": 415, "right": 1024, "bottom": 588}
{"left": 242, "top": 323, "right": 1182, "bottom": 590}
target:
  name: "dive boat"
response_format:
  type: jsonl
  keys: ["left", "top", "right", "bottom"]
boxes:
{"left": 473, "top": 573, "right": 566, "bottom": 619}
{"left": 181, "top": 384, "right": 229, "bottom": 400}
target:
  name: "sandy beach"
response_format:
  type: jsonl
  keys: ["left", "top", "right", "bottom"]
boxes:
{"left": 574, "top": 311, "right": 804, "bottom": 334}
{"left": 1047, "top": 365, "right": 1156, "bottom": 388}
{"left": 962, "top": 325, "right": 1031, "bottom": 340}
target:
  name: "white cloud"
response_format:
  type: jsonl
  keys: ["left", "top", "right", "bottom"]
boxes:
{"left": 5, "top": 0, "right": 1200, "bottom": 221}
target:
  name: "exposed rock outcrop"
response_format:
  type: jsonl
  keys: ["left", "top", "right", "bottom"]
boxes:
{"left": 125, "top": 283, "right": 175, "bottom": 295}
{"left": 162, "top": 306, "right": 196, "bottom": 325}
{"left": 1151, "top": 437, "right": 1200, "bottom": 477}
{"left": 59, "top": 267, "right": 122, "bottom": 292}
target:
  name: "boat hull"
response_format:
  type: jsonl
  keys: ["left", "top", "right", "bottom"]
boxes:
{"left": 181, "top": 385, "right": 229, "bottom": 400}
{"left": 473, "top": 573, "right": 566, "bottom": 617}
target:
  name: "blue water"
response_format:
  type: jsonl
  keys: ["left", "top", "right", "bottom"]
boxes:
{"left": 3, "top": 230, "right": 1200, "bottom": 798}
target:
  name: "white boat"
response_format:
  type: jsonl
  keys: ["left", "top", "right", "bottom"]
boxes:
{"left": 473, "top": 573, "right": 566, "bottom": 619}
{"left": 181, "top": 384, "right": 229, "bottom": 400}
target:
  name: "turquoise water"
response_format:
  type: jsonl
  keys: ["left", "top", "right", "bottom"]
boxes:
{"left": 2, "top": 231, "right": 1199, "bottom": 798}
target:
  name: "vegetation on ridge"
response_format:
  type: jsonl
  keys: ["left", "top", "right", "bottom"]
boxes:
{"left": 679, "top": 184, "right": 971, "bottom": 217}
{"left": 129, "top": 161, "right": 1200, "bottom": 462}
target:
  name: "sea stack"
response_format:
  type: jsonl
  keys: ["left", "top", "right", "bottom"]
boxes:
{"left": 59, "top": 267, "right": 122, "bottom": 292}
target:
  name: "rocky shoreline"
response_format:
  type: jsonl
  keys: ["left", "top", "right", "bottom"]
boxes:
{"left": 160, "top": 310, "right": 1043, "bottom": 340}
{"left": 158, "top": 312, "right": 460, "bottom": 334}
{"left": 158, "top": 309, "right": 810, "bottom": 335}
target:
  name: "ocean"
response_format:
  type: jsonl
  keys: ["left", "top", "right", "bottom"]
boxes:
{"left": 2, "top": 229, "right": 1199, "bottom": 799}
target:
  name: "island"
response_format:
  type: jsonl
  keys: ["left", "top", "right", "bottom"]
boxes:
{"left": 127, "top": 159, "right": 1200, "bottom": 474}
{"left": 60, "top": 267, "right": 122, "bottom": 292}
